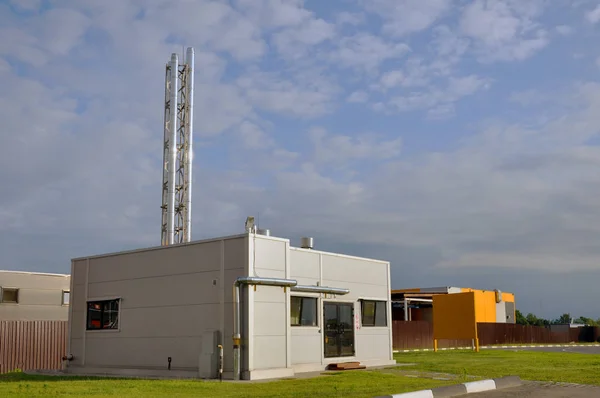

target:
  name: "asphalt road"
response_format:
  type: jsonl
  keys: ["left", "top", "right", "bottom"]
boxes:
{"left": 468, "top": 381, "right": 600, "bottom": 397}
{"left": 491, "top": 345, "right": 600, "bottom": 355}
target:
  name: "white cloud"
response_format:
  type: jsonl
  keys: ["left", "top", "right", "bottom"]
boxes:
{"left": 373, "top": 54, "right": 454, "bottom": 95}
{"left": 427, "top": 103, "right": 456, "bottom": 119}
{"left": 347, "top": 90, "right": 369, "bottom": 103}
{"left": 236, "top": 0, "right": 337, "bottom": 61}
{"left": 429, "top": 25, "right": 470, "bottom": 73}
{"left": 585, "top": 4, "right": 600, "bottom": 24}
{"left": 331, "top": 33, "right": 410, "bottom": 73}
{"left": 9, "top": 0, "right": 40, "bottom": 11}
{"left": 309, "top": 127, "right": 402, "bottom": 166}
{"left": 237, "top": 121, "right": 274, "bottom": 149}
{"left": 0, "top": 58, "right": 9, "bottom": 73}
{"left": 0, "top": 26, "right": 48, "bottom": 66}
{"left": 234, "top": 0, "right": 312, "bottom": 29}
{"left": 555, "top": 25, "right": 573, "bottom": 36}
{"left": 196, "top": 84, "right": 254, "bottom": 136}
{"left": 431, "top": 24, "right": 469, "bottom": 56}
{"left": 272, "top": 17, "right": 336, "bottom": 59}
{"left": 385, "top": 74, "right": 491, "bottom": 116}
{"left": 37, "top": 8, "right": 91, "bottom": 55}
{"left": 363, "top": 0, "right": 451, "bottom": 37}
{"left": 79, "top": 1, "right": 266, "bottom": 62}
{"left": 509, "top": 89, "right": 547, "bottom": 106}
{"left": 270, "top": 148, "right": 300, "bottom": 169}
{"left": 237, "top": 69, "right": 339, "bottom": 117}
{"left": 336, "top": 11, "right": 365, "bottom": 26}
{"left": 448, "top": 74, "right": 491, "bottom": 96}
{"left": 459, "top": 0, "right": 549, "bottom": 62}
{"left": 380, "top": 70, "right": 405, "bottom": 89}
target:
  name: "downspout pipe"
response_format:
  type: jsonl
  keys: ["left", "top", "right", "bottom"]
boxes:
{"left": 233, "top": 276, "right": 297, "bottom": 381}
{"left": 290, "top": 285, "right": 349, "bottom": 295}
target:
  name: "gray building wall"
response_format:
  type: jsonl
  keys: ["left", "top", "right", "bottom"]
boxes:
{"left": 288, "top": 249, "right": 321, "bottom": 369}
{"left": 250, "top": 235, "right": 394, "bottom": 377}
{"left": 0, "top": 271, "right": 70, "bottom": 321}
{"left": 247, "top": 236, "right": 293, "bottom": 379}
{"left": 495, "top": 300, "right": 507, "bottom": 323}
{"left": 66, "top": 232, "right": 394, "bottom": 380}
{"left": 67, "top": 235, "right": 249, "bottom": 378}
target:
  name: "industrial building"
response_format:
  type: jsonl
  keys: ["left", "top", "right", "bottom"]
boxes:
{"left": 0, "top": 270, "right": 70, "bottom": 321}
{"left": 64, "top": 230, "right": 395, "bottom": 380}
{"left": 61, "top": 49, "right": 394, "bottom": 380}
{"left": 391, "top": 286, "right": 516, "bottom": 324}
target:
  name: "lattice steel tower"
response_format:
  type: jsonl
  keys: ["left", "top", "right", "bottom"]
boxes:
{"left": 161, "top": 47, "right": 194, "bottom": 246}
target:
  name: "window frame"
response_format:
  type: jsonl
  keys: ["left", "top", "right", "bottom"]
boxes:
{"left": 360, "top": 299, "right": 388, "bottom": 327}
{"left": 61, "top": 290, "right": 70, "bottom": 306}
{"left": 86, "top": 298, "right": 121, "bottom": 331}
{"left": 290, "top": 295, "right": 319, "bottom": 327}
{"left": 0, "top": 287, "right": 19, "bottom": 304}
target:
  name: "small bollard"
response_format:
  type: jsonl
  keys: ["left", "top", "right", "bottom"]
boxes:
{"left": 217, "top": 344, "right": 224, "bottom": 381}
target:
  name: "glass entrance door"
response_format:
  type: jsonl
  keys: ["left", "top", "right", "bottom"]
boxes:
{"left": 323, "top": 302, "right": 355, "bottom": 358}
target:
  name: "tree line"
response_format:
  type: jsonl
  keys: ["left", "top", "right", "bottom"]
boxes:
{"left": 515, "top": 310, "right": 600, "bottom": 327}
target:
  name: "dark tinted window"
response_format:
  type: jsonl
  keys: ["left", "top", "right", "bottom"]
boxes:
{"left": 87, "top": 299, "right": 119, "bottom": 330}
{"left": 361, "top": 300, "right": 387, "bottom": 327}
{"left": 291, "top": 296, "right": 318, "bottom": 326}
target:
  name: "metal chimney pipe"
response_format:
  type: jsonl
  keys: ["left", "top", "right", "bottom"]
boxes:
{"left": 300, "top": 237, "right": 314, "bottom": 249}
{"left": 166, "top": 53, "right": 178, "bottom": 245}
{"left": 183, "top": 47, "right": 194, "bottom": 243}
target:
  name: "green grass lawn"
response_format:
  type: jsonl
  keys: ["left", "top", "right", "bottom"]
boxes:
{"left": 2, "top": 350, "right": 599, "bottom": 397}
{"left": 395, "top": 350, "right": 600, "bottom": 385}
{"left": 0, "top": 370, "right": 454, "bottom": 398}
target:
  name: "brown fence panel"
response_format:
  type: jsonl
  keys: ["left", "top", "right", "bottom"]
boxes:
{"left": 392, "top": 321, "right": 431, "bottom": 349}
{"left": 392, "top": 322, "right": 600, "bottom": 350}
{"left": 392, "top": 321, "right": 471, "bottom": 349}
{"left": 476, "top": 323, "right": 569, "bottom": 345}
{"left": 569, "top": 326, "right": 600, "bottom": 343}
{"left": 0, "top": 320, "right": 68, "bottom": 374}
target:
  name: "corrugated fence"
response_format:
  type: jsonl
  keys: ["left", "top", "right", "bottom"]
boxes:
{"left": 0, "top": 320, "right": 68, "bottom": 374}
{"left": 393, "top": 321, "right": 600, "bottom": 350}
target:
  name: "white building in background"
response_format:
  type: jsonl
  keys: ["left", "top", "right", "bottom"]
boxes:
{"left": 64, "top": 230, "right": 395, "bottom": 380}
{"left": 0, "top": 270, "right": 70, "bottom": 321}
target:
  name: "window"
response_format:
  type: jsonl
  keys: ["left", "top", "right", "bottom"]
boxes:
{"left": 86, "top": 299, "right": 120, "bottom": 330}
{"left": 290, "top": 296, "right": 318, "bottom": 326}
{"left": 62, "top": 290, "right": 70, "bottom": 306}
{"left": 361, "top": 300, "right": 387, "bottom": 327}
{"left": 1, "top": 288, "right": 19, "bottom": 304}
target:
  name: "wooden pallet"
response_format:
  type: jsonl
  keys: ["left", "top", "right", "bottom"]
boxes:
{"left": 327, "top": 361, "right": 366, "bottom": 371}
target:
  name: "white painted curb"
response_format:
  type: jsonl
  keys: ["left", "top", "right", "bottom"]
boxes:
{"left": 464, "top": 379, "right": 496, "bottom": 393}
{"left": 389, "top": 390, "right": 434, "bottom": 398}
{"left": 376, "top": 376, "right": 522, "bottom": 398}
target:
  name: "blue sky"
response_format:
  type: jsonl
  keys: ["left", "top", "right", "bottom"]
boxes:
{"left": 2, "top": 0, "right": 600, "bottom": 319}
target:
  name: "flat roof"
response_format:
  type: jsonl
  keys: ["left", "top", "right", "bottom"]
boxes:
{"left": 391, "top": 287, "right": 458, "bottom": 294}
{"left": 71, "top": 233, "right": 249, "bottom": 261}
{"left": 391, "top": 287, "right": 514, "bottom": 295}
{"left": 0, "top": 270, "right": 70, "bottom": 278}
{"left": 71, "top": 232, "right": 390, "bottom": 265}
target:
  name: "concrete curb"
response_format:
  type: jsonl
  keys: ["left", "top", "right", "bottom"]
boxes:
{"left": 375, "top": 376, "right": 522, "bottom": 397}
{"left": 393, "top": 343, "right": 600, "bottom": 353}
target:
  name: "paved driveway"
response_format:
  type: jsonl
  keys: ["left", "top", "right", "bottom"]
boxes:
{"left": 469, "top": 381, "right": 600, "bottom": 397}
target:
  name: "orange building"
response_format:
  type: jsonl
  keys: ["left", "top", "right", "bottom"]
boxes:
{"left": 391, "top": 286, "right": 516, "bottom": 324}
